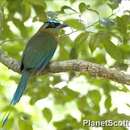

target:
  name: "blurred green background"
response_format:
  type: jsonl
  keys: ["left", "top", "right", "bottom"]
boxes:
{"left": 0, "top": 0, "right": 130, "bottom": 130}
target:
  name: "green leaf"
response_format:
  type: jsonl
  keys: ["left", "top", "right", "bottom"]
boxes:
{"left": 52, "top": 75, "right": 61, "bottom": 84}
{"left": 32, "top": 1, "right": 47, "bottom": 22}
{"left": 116, "top": 15, "right": 130, "bottom": 35}
{"left": 87, "top": 90, "right": 101, "bottom": 105}
{"left": 79, "top": 2, "right": 90, "bottom": 13}
{"left": 13, "top": 18, "right": 28, "bottom": 37}
{"left": 19, "top": 118, "right": 33, "bottom": 130}
{"left": 60, "top": 5, "right": 78, "bottom": 13}
{"left": 63, "top": 87, "right": 79, "bottom": 101}
{"left": 27, "top": 0, "right": 46, "bottom": 8}
{"left": 7, "top": 0, "right": 21, "bottom": 16}
{"left": 103, "top": 40, "right": 124, "bottom": 61}
{"left": 1, "top": 23, "right": 16, "bottom": 39}
{"left": 75, "top": 32, "right": 89, "bottom": 45}
{"left": 20, "top": 3, "right": 31, "bottom": 21}
{"left": 64, "top": 19, "right": 85, "bottom": 30}
{"left": 112, "top": 62, "right": 128, "bottom": 70}
{"left": 52, "top": 87, "right": 79, "bottom": 104}
{"left": 77, "top": 96, "right": 88, "bottom": 112}
{"left": 70, "top": 47, "right": 78, "bottom": 59}
{"left": 108, "top": 0, "right": 121, "bottom": 10}
{"left": 42, "top": 107, "right": 52, "bottom": 123}
{"left": 54, "top": 115, "right": 80, "bottom": 129}
{"left": 94, "top": 53, "right": 106, "bottom": 64}
{"left": 58, "top": 36, "right": 72, "bottom": 60}
{"left": 0, "top": 0, "right": 6, "bottom": 6}
{"left": 105, "top": 95, "right": 112, "bottom": 111}
{"left": 28, "top": 76, "right": 51, "bottom": 104}
{"left": 74, "top": 32, "right": 89, "bottom": 49}
{"left": 70, "top": 0, "right": 76, "bottom": 3}
{"left": 73, "top": 32, "right": 89, "bottom": 59}
{"left": 120, "top": 44, "right": 130, "bottom": 58}
{"left": 2, "top": 42, "right": 23, "bottom": 59}
{"left": 88, "top": 33, "right": 101, "bottom": 52}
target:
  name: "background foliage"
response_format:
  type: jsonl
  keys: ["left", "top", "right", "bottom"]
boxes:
{"left": 0, "top": 0, "right": 130, "bottom": 130}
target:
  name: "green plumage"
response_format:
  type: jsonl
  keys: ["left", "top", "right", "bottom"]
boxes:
{"left": 21, "top": 30, "right": 57, "bottom": 72}
{"left": 2, "top": 29, "right": 57, "bottom": 126}
{"left": 2, "top": 19, "right": 67, "bottom": 126}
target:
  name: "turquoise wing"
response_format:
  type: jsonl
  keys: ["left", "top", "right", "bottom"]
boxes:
{"left": 21, "top": 31, "right": 57, "bottom": 72}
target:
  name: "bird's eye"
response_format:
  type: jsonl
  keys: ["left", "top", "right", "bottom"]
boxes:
{"left": 48, "top": 22, "right": 60, "bottom": 28}
{"left": 44, "top": 20, "right": 61, "bottom": 28}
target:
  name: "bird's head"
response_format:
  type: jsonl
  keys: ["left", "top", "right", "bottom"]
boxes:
{"left": 43, "top": 19, "right": 68, "bottom": 29}
{"left": 38, "top": 19, "right": 68, "bottom": 37}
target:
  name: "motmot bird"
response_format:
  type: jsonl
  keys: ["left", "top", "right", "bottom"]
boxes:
{"left": 2, "top": 19, "right": 67, "bottom": 126}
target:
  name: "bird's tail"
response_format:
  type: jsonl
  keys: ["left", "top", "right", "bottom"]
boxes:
{"left": 2, "top": 70, "right": 30, "bottom": 127}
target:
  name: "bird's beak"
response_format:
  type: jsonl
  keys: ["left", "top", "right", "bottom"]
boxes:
{"left": 57, "top": 23, "right": 68, "bottom": 29}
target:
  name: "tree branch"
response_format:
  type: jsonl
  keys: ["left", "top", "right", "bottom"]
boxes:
{"left": 0, "top": 50, "right": 130, "bottom": 85}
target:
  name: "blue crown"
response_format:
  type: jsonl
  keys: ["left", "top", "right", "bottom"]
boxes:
{"left": 47, "top": 19, "right": 61, "bottom": 24}
{"left": 45, "top": 19, "right": 61, "bottom": 28}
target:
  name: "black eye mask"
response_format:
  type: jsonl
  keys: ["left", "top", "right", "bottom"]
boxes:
{"left": 46, "top": 22, "right": 61, "bottom": 28}
{"left": 44, "top": 19, "right": 68, "bottom": 29}
{"left": 44, "top": 19, "right": 61, "bottom": 28}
